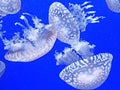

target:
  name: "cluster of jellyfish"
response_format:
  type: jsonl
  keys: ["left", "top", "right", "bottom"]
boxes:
{"left": 0, "top": 0, "right": 120, "bottom": 89}
{"left": 0, "top": 0, "right": 21, "bottom": 78}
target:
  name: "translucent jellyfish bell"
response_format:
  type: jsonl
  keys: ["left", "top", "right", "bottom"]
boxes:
{"left": 106, "top": 0, "right": 120, "bottom": 13}
{"left": 0, "top": 13, "right": 57, "bottom": 62}
{"left": 0, "top": 0, "right": 21, "bottom": 16}
{"left": 49, "top": 2, "right": 103, "bottom": 44}
{"left": 59, "top": 53, "right": 113, "bottom": 89}
{"left": 55, "top": 41, "right": 113, "bottom": 89}
{"left": 49, "top": 2, "right": 80, "bottom": 44}
{"left": 0, "top": 61, "right": 6, "bottom": 77}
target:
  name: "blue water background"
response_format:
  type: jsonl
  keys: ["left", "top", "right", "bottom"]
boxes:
{"left": 0, "top": 0, "right": 120, "bottom": 90}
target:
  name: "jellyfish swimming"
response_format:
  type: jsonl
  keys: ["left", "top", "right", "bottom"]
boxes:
{"left": 0, "top": 0, "right": 21, "bottom": 16}
{"left": 52, "top": 1, "right": 113, "bottom": 89}
{"left": 0, "top": 60, "right": 5, "bottom": 77}
{"left": 0, "top": 13, "right": 57, "bottom": 62}
{"left": 106, "top": 0, "right": 120, "bottom": 13}
{"left": 59, "top": 53, "right": 113, "bottom": 89}
{"left": 55, "top": 41, "right": 113, "bottom": 89}
{"left": 49, "top": 2, "right": 104, "bottom": 45}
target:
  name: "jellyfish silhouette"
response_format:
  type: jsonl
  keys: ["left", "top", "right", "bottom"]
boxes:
{"left": 0, "top": 61, "right": 5, "bottom": 77}
{"left": 49, "top": 2, "right": 103, "bottom": 45}
{"left": 106, "top": 0, "right": 120, "bottom": 13}
{"left": 0, "top": 0, "right": 21, "bottom": 16}
{"left": 0, "top": 13, "right": 57, "bottom": 62}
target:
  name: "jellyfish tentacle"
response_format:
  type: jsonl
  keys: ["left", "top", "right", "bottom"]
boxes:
{"left": 69, "top": 2, "right": 104, "bottom": 32}
{"left": 55, "top": 47, "right": 81, "bottom": 65}
{"left": 55, "top": 41, "right": 95, "bottom": 65}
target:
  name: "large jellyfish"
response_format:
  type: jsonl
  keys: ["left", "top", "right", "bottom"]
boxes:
{"left": 0, "top": 60, "right": 5, "bottom": 77}
{"left": 106, "top": 0, "right": 120, "bottom": 13}
{"left": 49, "top": 2, "right": 104, "bottom": 45}
{"left": 0, "top": 0, "right": 21, "bottom": 16}
{"left": 52, "top": 2, "right": 113, "bottom": 89}
{"left": 55, "top": 41, "right": 113, "bottom": 89}
{"left": 59, "top": 52, "right": 113, "bottom": 89}
{"left": 0, "top": 13, "right": 57, "bottom": 62}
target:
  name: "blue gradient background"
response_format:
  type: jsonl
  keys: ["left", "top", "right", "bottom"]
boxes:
{"left": 0, "top": 0, "right": 120, "bottom": 90}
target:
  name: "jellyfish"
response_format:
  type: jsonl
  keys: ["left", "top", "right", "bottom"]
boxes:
{"left": 55, "top": 40, "right": 113, "bottom": 89}
{"left": 0, "top": 0, "right": 21, "bottom": 31}
{"left": 49, "top": 2, "right": 104, "bottom": 45}
{"left": 106, "top": 0, "right": 120, "bottom": 13}
{"left": 0, "top": 0, "right": 21, "bottom": 16}
{"left": 59, "top": 53, "right": 113, "bottom": 89}
{"left": 0, "top": 13, "right": 57, "bottom": 62}
{"left": 0, "top": 60, "right": 5, "bottom": 77}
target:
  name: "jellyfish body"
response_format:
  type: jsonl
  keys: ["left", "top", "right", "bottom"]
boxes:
{"left": 49, "top": 2, "right": 80, "bottom": 44}
{"left": 0, "top": 0, "right": 21, "bottom": 16}
{"left": 0, "top": 13, "right": 57, "bottom": 62}
{"left": 106, "top": 0, "right": 120, "bottom": 13}
{"left": 55, "top": 40, "right": 113, "bottom": 89}
{"left": 59, "top": 53, "right": 113, "bottom": 89}
{"left": 0, "top": 61, "right": 5, "bottom": 77}
{"left": 49, "top": 2, "right": 103, "bottom": 45}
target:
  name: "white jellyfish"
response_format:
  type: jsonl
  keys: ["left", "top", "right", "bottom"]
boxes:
{"left": 55, "top": 40, "right": 113, "bottom": 89}
{"left": 0, "top": 60, "right": 5, "bottom": 77}
{"left": 0, "top": 0, "right": 21, "bottom": 39}
{"left": 49, "top": 2, "right": 104, "bottom": 45}
{"left": 0, "top": 13, "right": 57, "bottom": 62}
{"left": 106, "top": 0, "right": 120, "bottom": 13}
{"left": 59, "top": 53, "right": 113, "bottom": 89}
{"left": 0, "top": 0, "right": 21, "bottom": 16}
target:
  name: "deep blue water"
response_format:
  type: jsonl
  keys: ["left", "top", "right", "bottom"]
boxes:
{"left": 0, "top": 0, "right": 120, "bottom": 90}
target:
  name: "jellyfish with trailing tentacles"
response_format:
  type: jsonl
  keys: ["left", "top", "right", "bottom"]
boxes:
{"left": 106, "top": 0, "right": 120, "bottom": 13}
{"left": 49, "top": 2, "right": 104, "bottom": 45}
{"left": 55, "top": 42, "right": 113, "bottom": 89}
{"left": 0, "top": 0, "right": 21, "bottom": 17}
{"left": 0, "top": 60, "right": 5, "bottom": 77}
{"left": 59, "top": 52, "right": 113, "bottom": 89}
{"left": 0, "top": 13, "right": 57, "bottom": 62}
{"left": 51, "top": 2, "right": 113, "bottom": 89}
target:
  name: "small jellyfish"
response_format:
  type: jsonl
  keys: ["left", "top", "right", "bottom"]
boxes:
{"left": 55, "top": 41, "right": 113, "bottom": 89}
{"left": 0, "top": 61, "right": 6, "bottom": 77}
{"left": 59, "top": 53, "right": 113, "bottom": 89}
{"left": 0, "top": 0, "right": 21, "bottom": 16}
{"left": 0, "top": 13, "right": 57, "bottom": 62}
{"left": 106, "top": 0, "right": 120, "bottom": 13}
{"left": 49, "top": 2, "right": 103, "bottom": 45}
